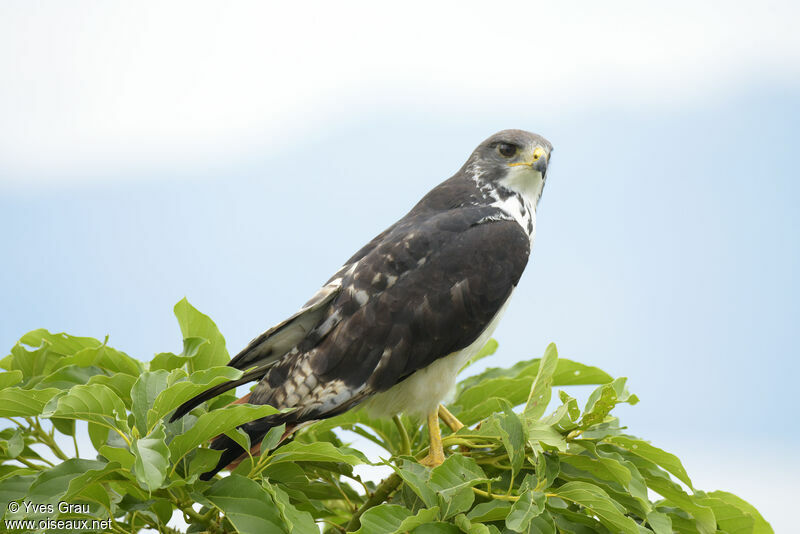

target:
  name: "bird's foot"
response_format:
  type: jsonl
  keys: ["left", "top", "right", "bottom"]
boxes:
{"left": 420, "top": 409, "right": 446, "bottom": 467}
{"left": 438, "top": 404, "right": 464, "bottom": 432}
{"left": 419, "top": 449, "right": 445, "bottom": 468}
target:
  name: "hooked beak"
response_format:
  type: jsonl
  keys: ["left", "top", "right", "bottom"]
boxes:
{"left": 531, "top": 146, "right": 548, "bottom": 174}
{"left": 508, "top": 146, "right": 548, "bottom": 174}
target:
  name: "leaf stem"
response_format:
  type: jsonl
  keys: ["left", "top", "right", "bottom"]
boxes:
{"left": 31, "top": 418, "right": 70, "bottom": 461}
{"left": 181, "top": 502, "right": 222, "bottom": 534}
{"left": 566, "top": 429, "right": 583, "bottom": 440}
{"left": 344, "top": 472, "right": 402, "bottom": 531}
{"left": 320, "top": 518, "right": 347, "bottom": 533}
{"left": 14, "top": 456, "right": 46, "bottom": 470}
{"left": 392, "top": 415, "right": 411, "bottom": 456}
{"left": 349, "top": 474, "right": 373, "bottom": 499}
{"left": 326, "top": 474, "right": 357, "bottom": 511}
{"left": 472, "top": 486, "right": 519, "bottom": 501}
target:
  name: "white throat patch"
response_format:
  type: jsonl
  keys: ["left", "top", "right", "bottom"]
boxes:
{"left": 498, "top": 166, "right": 545, "bottom": 208}
{"left": 468, "top": 163, "right": 540, "bottom": 240}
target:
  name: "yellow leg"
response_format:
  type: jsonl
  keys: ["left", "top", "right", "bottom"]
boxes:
{"left": 419, "top": 410, "right": 445, "bottom": 467}
{"left": 438, "top": 404, "right": 464, "bottom": 432}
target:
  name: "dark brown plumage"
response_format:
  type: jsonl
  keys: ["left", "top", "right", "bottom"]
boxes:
{"left": 170, "top": 129, "right": 552, "bottom": 478}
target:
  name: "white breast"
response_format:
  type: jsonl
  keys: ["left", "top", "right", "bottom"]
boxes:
{"left": 490, "top": 195, "right": 535, "bottom": 242}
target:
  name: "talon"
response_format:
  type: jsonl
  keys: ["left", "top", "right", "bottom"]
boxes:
{"left": 420, "top": 409, "right": 445, "bottom": 467}
{"left": 419, "top": 450, "right": 445, "bottom": 467}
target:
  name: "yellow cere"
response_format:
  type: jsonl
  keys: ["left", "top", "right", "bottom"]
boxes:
{"left": 508, "top": 146, "right": 546, "bottom": 167}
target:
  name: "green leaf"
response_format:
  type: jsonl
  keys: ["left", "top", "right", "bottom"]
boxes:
{"left": 0, "top": 370, "right": 23, "bottom": 389}
{"left": 131, "top": 424, "right": 171, "bottom": 491}
{"left": 454, "top": 513, "right": 491, "bottom": 534}
{"left": 63, "top": 461, "right": 132, "bottom": 502}
{"left": 549, "top": 481, "right": 640, "bottom": 534}
{"left": 460, "top": 339, "right": 499, "bottom": 372}
{"left": 572, "top": 442, "right": 652, "bottom": 516}
{"left": 551, "top": 506, "right": 609, "bottom": 533}
{"left": 18, "top": 329, "right": 100, "bottom": 356}
{"left": 458, "top": 357, "right": 611, "bottom": 398}
{"left": 457, "top": 358, "right": 538, "bottom": 394}
{"left": 0, "top": 429, "right": 24, "bottom": 459}
{"left": 42, "top": 383, "right": 130, "bottom": 436}
{"left": 354, "top": 503, "right": 440, "bottom": 534}
{"left": 467, "top": 500, "right": 512, "bottom": 522}
{"left": 224, "top": 428, "right": 251, "bottom": 460}
{"left": 0, "top": 475, "right": 35, "bottom": 519}
{"left": 391, "top": 461, "right": 437, "bottom": 508}
{"left": 535, "top": 452, "right": 560, "bottom": 491}
{"left": 542, "top": 390, "right": 581, "bottom": 432}
{"left": 149, "top": 366, "right": 243, "bottom": 428}
{"left": 646, "top": 510, "right": 673, "bottom": 534}
{"left": 301, "top": 407, "right": 416, "bottom": 455}
{"left": 174, "top": 298, "right": 230, "bottom": 372}
{"left": 0, "top": 387, "right": 61, "bottom": 417}
{"left": 260, "top": 423, "right": 286, "bottom": 455}
{"left": 268, "top": 440, "right": 368, "bottom": 466}
{"left": 606, "top": 435, "right": 693, "bottom": 490}
{"left": 412, "top": 523, "right": 461, "bottom": 533}
{"left": 527, "top": 511, "right": 557, "bottom": 534}
{"left": 262, "top": 482, "right": 319, "bottom": 534}
{"left": 695, "top": 494, "right": 754, "bottom": 534}
{"left": 8, "top": 330, "right": 102, "bottom": 385}
{"left": 98, "top": 445, "right": 136, "bottom": 469}
{"left": 27, "top": 459, "right": 107, "bottom": 506}
{"left": 486, "top": 407, "right": 525, "bottom": 475}
{"left": 150, "top": 336, "right": 208, "bottom": 371}
{"left": 1, "top": 319, "right": 775, "bottom": 534}
{"left": 54, "top": 344, "right": 142, "bottom": 376}
{"left": 551, "top": 359, "right": 613, "bottom": 386}
{"left": 506, "top": 476, "right": 545, "bottom": 532}
{"left": 429, "top": 454, "right": 489, "bottom": 518}
{"left": 150, "top": 498, "right": 175, "bottom": 523}
{"left": 88, "top": 422, "right": 111, "bottom": 451}
{"left": 619, "top": 452, "right": 715, "bottom": 534}
{"left": 456, "top": 378, "right": 531, "bottom": 415}
{"left": 188, "top": 448, "right": 223, "bottom": 479}
{"left": 526, "top": 420, "right": 567, "bottom": 453}
{"left": 580, "top": 378, "right": 639, "bottom": 429}
{"left": 168, "top": 403, "right": 278, "bottom": 462}
{"left": 50, "top": 417, "right": 75, "bottom": 437}
{"left": 524, "top": 343, "right": 558, "bottom": 420}
{"left": 86, "top": 372, "right": 137, "bottom": 406}
{"left": 457, "top": 397, "right": 517, "bottom": 426}
{"left": 38, "top": 364, "right": 106, "bottom": 391}
{"left": 579, "top": 418, "right": 623, "bottom": 440}
{"left": 455, "top": 350, "right": 609, "bottom": 427}
{"left": 559, "top": 452, "right": 633, "bottom": 490}
{"left": 205, "top": 474, "right": 288, "bottom": 533}
{"left": 705, "top": 490, "right": 773, "bottom": 534}
{"left": 131, "top": 370, "right": 170, "bottom": 435}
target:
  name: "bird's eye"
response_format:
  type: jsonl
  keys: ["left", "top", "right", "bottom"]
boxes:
{"left": 497, "top": 143, "right": 518, "bottom": 158}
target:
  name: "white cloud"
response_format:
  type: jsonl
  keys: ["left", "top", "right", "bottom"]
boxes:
{"left": 1, "top": 0, "right": 798, "bottom": 182}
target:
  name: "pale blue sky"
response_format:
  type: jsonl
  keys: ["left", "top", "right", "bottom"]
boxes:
{"left": 1, "top": 1, "right": 798, "bottom": 530}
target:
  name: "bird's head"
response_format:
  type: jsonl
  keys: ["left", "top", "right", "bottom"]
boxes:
{"left": 466, "top": 129, "right": 553, "bottom": 207}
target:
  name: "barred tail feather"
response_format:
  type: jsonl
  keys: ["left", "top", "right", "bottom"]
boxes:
{"left": 169, "top": 368, "right": 265, "bottom": 423}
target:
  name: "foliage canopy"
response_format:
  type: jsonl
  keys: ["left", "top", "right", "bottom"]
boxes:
{"left": 0, "top": 299, "right": 771, "bottom": 533}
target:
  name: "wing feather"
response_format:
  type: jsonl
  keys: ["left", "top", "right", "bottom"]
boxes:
{"left": 306, "top": 210, "right": 530, "bottom": 395}
{"left": 227, "top": 279, "right": 342, "bottom": 371}
{"left": 168, "top": 279, "right": 342, "bottom": 422}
